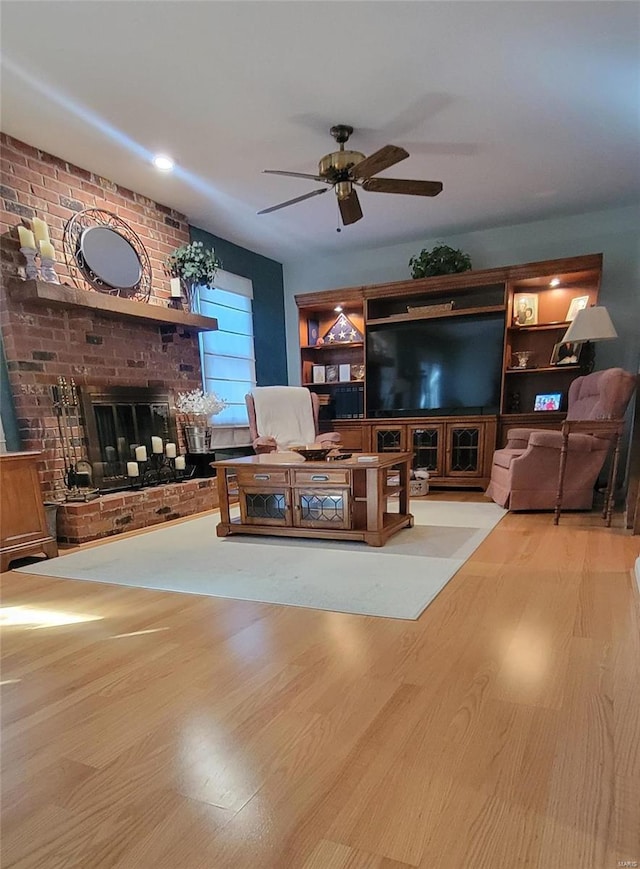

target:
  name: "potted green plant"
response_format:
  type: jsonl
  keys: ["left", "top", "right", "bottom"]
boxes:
{"left": 409, "top": 243, "right": 472, "bottom": 279}
{"left": 164, "top": 241, "right": 221, "bottom": 311}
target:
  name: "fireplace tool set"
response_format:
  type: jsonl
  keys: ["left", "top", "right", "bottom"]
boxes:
{"left": 51, "top": 376, "right": 99, "bottom": 501}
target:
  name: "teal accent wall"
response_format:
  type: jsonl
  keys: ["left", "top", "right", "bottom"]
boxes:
{"left": 282, "top": 203, "right": 639, "bottom": 488}
{"left": 0, "top": 332, "right": 21, "bottom": 451}
{"left": 283, "top": 204, "right": 640, "bottom": 384}
{"left": 190, "top": 226, "right": 287, "bottom": 386}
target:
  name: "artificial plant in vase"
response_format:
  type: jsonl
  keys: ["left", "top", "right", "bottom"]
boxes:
{"left": 409, "top": 243, "right": 472, "bottom": 279}
{"left": 175, "top": 388, "right": 228, "bottom": 454}
{"left": 164, "top": 241, "right": 221, "bottom": 312}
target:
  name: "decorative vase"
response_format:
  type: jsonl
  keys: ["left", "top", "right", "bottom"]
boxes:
{"left": 184, "top": 424, "right": 212, "bottom": 454}
{"left": 513, "top": 351, "right": 533, "bottom": 369}
{"left": 186, "top": 282, "right": 200, "bottom": 314}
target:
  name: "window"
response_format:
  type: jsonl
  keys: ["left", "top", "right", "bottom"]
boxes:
{"left": 196, "top": 269, "right": 255, "bottom": 426}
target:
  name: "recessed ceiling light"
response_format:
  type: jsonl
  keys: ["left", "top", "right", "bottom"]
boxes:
{"left": 153, "top": 154, "right": 174, "bottom": 172}
{"left": 550, "top": 278, "right": 561, "bottom": 287}
{"left": 334, "top": 305, "right": 343, "bottom": 312}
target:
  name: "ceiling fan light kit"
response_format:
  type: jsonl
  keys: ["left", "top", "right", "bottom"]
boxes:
{"left": 259, "top": 123, "right": 443, "bottom": 226}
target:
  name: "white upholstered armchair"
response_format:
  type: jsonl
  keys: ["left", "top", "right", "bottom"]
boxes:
{"left": 245, "top": 386, "right": 342, "bottom": 454}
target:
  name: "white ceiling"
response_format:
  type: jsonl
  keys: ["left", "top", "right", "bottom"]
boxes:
{"left": 1, "top": 2, "right": 638, "bottom": 264}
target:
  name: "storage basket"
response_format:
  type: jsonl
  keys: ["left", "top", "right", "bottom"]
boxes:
{"left": 409, "top": 478, "right": 429, "bottom": 497}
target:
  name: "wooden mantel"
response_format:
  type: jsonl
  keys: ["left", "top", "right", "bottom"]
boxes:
{"left": 7, "top": 279, "right": 218, "bottom": 333}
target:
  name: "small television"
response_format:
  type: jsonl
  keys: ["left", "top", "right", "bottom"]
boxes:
{"left": 534, "top": 392, "right": 562, "bottom": 411}
{"left": 366, "top": 312, "right": 505, "bottom": 417}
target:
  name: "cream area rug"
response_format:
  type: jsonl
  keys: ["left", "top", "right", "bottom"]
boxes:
{"left": 16, "top": 500, "right": 506, "bottom": 620}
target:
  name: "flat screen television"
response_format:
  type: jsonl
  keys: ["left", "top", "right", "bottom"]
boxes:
{"left": 366, "top": 312, "right": 505, "bottom": 417}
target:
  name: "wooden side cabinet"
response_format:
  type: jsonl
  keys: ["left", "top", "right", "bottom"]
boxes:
{"left": 0, "top": 451, "right": 58, "bottom": 572}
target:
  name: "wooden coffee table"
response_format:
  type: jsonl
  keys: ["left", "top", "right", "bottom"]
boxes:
{"left": 212, "top": 451, "right": 414, "bottom": 547}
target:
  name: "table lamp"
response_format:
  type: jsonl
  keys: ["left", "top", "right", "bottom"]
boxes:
{"left": 561, "top": 305, "right": 618, "bottom": 372}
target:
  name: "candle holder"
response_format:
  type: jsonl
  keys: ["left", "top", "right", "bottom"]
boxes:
{"left": 20, "top": 247, "right": 39, "bottom": 280}
{"left": 40, "top": 256, "right": 60, "bottom": 284}
{"left": 138, "top": 454, "right": 174, "bottom": 487}
{"left": 127, "top": 455, "right": 187, "bottom": 490}
{"left": 129, "top": 475, "right": 143, "bottom": 491}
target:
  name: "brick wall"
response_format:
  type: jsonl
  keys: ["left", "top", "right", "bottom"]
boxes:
{"left": 57, "top": 478, "right": 220, "bottom": 545}
{"left": 0, "top": 133, "right": 203, "bottom": 500}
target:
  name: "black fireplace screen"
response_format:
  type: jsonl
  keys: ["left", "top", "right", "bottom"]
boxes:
{"left": 80, "top": 386, "right": 177, "bottom": 491}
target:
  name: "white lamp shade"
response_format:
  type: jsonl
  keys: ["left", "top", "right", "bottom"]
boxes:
{"left": 561, "top": 306, "right": 618, "bottom": 342}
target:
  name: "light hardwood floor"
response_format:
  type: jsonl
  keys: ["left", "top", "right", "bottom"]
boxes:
{"left": 1, "top": 494, "right": 639, "bottom": 869}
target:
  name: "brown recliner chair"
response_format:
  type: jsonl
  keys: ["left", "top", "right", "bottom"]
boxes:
{"left": 245, "top": 386, "right": 342, "bottom": 454}
{"left": 486, "top": 367, "right": 636, "bottom": 511}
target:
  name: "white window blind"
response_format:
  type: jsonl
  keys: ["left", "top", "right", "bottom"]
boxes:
{"left": 197, "top": 269, "right": 255, "bottom": 426}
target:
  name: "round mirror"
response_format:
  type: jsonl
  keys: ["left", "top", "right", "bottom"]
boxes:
{"left": 80, "top": 226, "right": 142, "bottom": 289}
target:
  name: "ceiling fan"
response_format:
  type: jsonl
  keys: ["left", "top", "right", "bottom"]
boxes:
{"left": 258, "top": 124, "right": 443, "bottom": 226}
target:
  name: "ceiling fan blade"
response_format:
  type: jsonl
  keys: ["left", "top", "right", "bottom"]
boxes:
{"left": 263, "top": 170, "right": 328, "bottom": 183}
{"left": 338, "top": 189, "right": 363, "bottom": 226}
{"left": 257, "top": 187, "right": 328, "bottom": 215}
{"left": 350, "top": 145, "right": 409, "bottom": 180}
{"left": 362, "top": 177, "right": 443, "bottom": 197}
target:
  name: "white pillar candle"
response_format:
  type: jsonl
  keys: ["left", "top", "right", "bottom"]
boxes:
{"left": 175, "top": 456, "right": 186, "bottom": 470}
{"left": 18, "top": 226, "right": 36, "bottom": 249}
{"left": 165, "top": 442, "right": 177, "bottom": 458}
{"left": 170, "top": 277, "right": 182, "bottom": 298}
{"left": 32, "top": 217, "right": 50, "bottom": 244}
{"left": 135, "top": 445, "right": 148, "bottom": 462}
{"left": 39, "top": 240, "right": 56, "bottom": 260}
{"left": 127, "top": 461, "right": 139, "bottom": 477}
{"left": 151, "top": 436, "right": 163, "bottom": 454}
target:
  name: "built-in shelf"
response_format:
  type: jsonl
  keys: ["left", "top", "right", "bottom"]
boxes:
{"left": 367, "top": 304, "right": 505, "bottom": 326}
{"left": 505, "top": 365, "right": 582, "bottom": 374}
{"left": 8, "top": 279, "right": 218, "bottom": 333}
{"left": 508, "top": 322, "right": 571, "bottom": 333}
{"left": 301, "top": 342, "right": 364, "bottom": 350}
{"left": 303, "top": 381, "right": 364, "bottom": 387}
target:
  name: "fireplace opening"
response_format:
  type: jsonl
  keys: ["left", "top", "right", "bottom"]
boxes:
{"left": 80, "top": 386, "right": 178, "bottom": 491}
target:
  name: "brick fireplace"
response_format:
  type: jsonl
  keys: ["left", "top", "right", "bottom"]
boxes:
{"left": 0, "top": 133, "right": 220, "bottom": 542}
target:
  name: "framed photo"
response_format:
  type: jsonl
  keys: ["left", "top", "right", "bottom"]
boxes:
{"left": 312, "top": 364, "right": 325, "bottom": 383}
{"left": 325, "top": 364, "right": 339, "bottom": 383}
{"left": 350, "top": 363, "right": 365, "bottom": 381}
{"left": 513, "top": 293, "right": 538, "bottom": 326}
{"left": 534, "top": 392, "right": 562, "bottom": 411}
{"left": 566, "top": 295, "right": 589, "bottom": 322}
{"left": 550, "top": 341, "right": 583, "bottom": 366}
{"left": 307, "top": 319, "right": 319, "bottom": 346}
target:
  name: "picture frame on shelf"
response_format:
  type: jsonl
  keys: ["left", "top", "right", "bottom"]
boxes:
{"left": 350, "top": 363, "right": 365, "bottom": 381}
{"left": 565, "top": 296, "right": 590, "bottom": 322}
{"left": 512, "top": 293, "right": 538, "bottom": 326}
{"left": 339, "top": 363, "right": 351, "bottom": 383}
{"left": 325, "top": 364, "right": 339, "bottom": 383}
{"left": 307, "top": 319, "right": 319, "bottom": 346}
{"left": 550, "top": 341, "right": 583, "bottom": 366}
{"left": 534, "top": 392, "right": 563, "bottom": 411}
{"left": 312, "top": 365, "right": 325, "bottom": 383}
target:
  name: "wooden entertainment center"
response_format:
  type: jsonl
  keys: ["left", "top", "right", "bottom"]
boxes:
{"left": 296, "top": 253, "right": 602, "bottom": 488}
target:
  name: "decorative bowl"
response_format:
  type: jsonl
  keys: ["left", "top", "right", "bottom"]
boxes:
{"left": 290, "top": 447, "right": 333, "bottom": 461}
